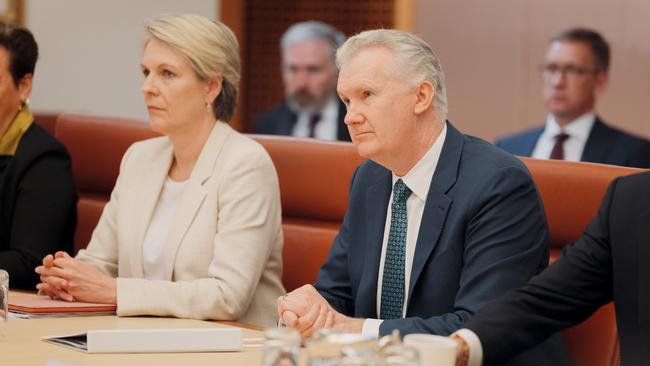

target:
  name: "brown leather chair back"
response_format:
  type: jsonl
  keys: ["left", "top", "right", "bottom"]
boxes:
{"left": 55, "top": 113, "right": 158, "bottom": 252}
{"left": 250, "top": 135, "right": 365, "bottom": 292}
{"left": 519, "top": 157, "right": 641, "bottom": 366}
{"left": 33, "top": 112, "right": 60, "bottom": 135}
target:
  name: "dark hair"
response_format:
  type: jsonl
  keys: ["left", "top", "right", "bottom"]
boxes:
{"left": 0, "top": 22, "right": 38, "bottom": 87}
{"left": 551, "top": 28, "right": 609, "bottom": 72}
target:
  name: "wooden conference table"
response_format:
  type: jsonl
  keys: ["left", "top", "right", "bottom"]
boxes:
{"left": 0, "top": 314, "right": 267, "bottom": 366}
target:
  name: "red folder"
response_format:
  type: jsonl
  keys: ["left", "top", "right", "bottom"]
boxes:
{"left": 8, "top": 292, "right": 116, "bottom": 314}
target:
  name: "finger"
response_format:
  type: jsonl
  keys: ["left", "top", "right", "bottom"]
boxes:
{"left": 282, "top": 310, "right": 299, "bottom": 327}
{"left": 280, "top": 297, "right": 313, "bottom": 317}
{"left": 36, "top": 265, "right": 69, "bottom": 279}
{"left": 55, "top": 251, "right": 69, "bottom": 259}
{"left": 42, "top": 275, "right": 68, "bottom": 291}
{"left": 324, "top": 308, "right": 335, "bottom": 329}
{"left": 43, "top": 254, "right": 54, "bottom": 267}
{"left": 301, "top": 303, "right": 329, "bottom": 339}
{"left": 56, "top": 289, "right": 75, "bottom": 302}
{"left": 36, "top": 283, "right": 58, "bottom": 298}
{"left": 52, "top": 257, "right": 76, "bottom": 269}
{"left": 295, "top": 303, "right": 321, "bottom": 333}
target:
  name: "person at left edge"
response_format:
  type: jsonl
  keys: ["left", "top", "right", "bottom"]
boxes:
{"left": 278, "top": 29, "right": 568, "bottom": 365}
{"left": 0, "top": 22, "right": 76, "bottom": 289}
{"left": 36, "top": 14, "right": 285, "bottom": 327}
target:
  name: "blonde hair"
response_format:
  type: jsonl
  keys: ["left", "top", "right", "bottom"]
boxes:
{"left": 337, "top": 29, "right": 448, "bottom": 119}
{"left": 145, "top": 14, "right": 240, "bottom": 122}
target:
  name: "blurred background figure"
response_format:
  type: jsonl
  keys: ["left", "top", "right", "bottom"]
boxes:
{"left": 36, "top": 14, "right": 284, "bottom": 327}
{"left": 0, "top": 22, "right": 76, "bottom": 289}
{"left": 253, "top": 21, "right": 351, "bottom": 141}
{"left": 496, "top": 28, "right": 650, "bottom": 168}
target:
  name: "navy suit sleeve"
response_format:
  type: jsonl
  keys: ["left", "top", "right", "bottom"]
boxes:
{"left": 465, "top": 178, "right": 616, "bottom": 365}
{"left": 313, "top": 167, "right": 359, "bottom": 315}
{"left": 0, "top": 150, "right": 76, "bottom": 289}
{"left": 380, "top": 165, "right": 550, "bottom": 336}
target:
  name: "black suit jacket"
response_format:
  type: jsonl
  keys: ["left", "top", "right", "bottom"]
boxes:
{"left": 0, "top": 123, "right": 76, "bottom": 289}
{"left": 495, "top": 117, "right": 650, "bottom": 168}
{"left": 466, "top": 171, "right": 650, "bottom": 365}
{"left": 253, "top": 100, "right": 351, "bottom": 141}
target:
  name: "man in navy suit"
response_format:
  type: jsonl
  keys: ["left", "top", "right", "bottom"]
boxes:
{"left": 253, "top": 21, "right": 351, "bottom": 141}
{"left": 496, "top": 28, "right": 650, "bottom": 168}
{"left": 278, "top": 29, "right": 568, "bottom": 365}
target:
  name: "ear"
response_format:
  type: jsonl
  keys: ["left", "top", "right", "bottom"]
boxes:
{"left": 413, "top": 80, "right": 435, "bottom": 115}
{"left": 17, "top": 74, "right": 33, "bottom": 103}
{"left": 205, "top": 77, "right": 223, "bottom": 105}
{"left": 594, "top": 71, "right": 609, "bottom": 97}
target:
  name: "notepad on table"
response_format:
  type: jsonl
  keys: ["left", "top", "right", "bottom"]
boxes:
{"left": 8, "top": 292, "right": 116, "bottom": 317}
{"left": 42, "top": 327, "right": 243, "bottom": 353}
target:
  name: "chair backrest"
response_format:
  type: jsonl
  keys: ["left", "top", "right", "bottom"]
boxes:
{"left": 519, "top": 157, "right": 641, "bottom": 366}
{"left": 250, "top": 135, "right": 365, "bottom": 292}
{"left": 55, "top": 113, "right": 158, "bottom": 252}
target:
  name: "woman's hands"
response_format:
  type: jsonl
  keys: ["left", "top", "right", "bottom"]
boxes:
{"left": 35, "top": 251, "right": 117, "bottom": 305}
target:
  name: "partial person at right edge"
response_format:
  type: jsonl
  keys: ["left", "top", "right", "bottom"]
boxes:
{"left": 0, "top": 22, "right": 76, "bottom": 289}
{"left": 253, "top": 21, "right": 351, "bottom": 141}
{"left": 496, "top": 28, "right": 650, "bottom": 168}
{"left": 453, "top": 171, "right": 650, "bottom": 365}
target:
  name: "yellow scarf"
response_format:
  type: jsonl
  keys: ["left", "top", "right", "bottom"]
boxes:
{"left": 0, "top": 106, "right": 33, "bottom": 156}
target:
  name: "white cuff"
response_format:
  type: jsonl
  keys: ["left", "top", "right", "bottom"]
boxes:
{"left": 455, "top": 328, "right": 483, "bottom": 366}
{"left": 361, "top": 318, "right": 383, "bottom": 338}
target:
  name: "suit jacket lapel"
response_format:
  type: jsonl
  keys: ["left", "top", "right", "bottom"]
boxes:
{"left": 160, "top": 122, "right": 232, "bottom": 280}
{"left": 581, "top": 118, "right": 610, "bottom": 163}
{"left": 408, "top": 121, "right": 461, "bottom": 303}
{"left": 524, "top": 128, "right": 544, "bottom": 157}
{"left": 638, "top": 209, "right": 650, "bottom": 335}
{"left": 277, "top": 102, "right": 296, "bottom": 135}
{"left": 356, "top": 166, "right": 391, "bottom": 317}
{"left": 128, "top": 143, "right": 173, "bottom": 278}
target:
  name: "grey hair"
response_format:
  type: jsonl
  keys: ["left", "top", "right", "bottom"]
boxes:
{"left": 280, "top": 21, "right": 346, "bottom": 59}
{"left": 336, "top": 29, "right": 448, "bottom": 119}
{"left": 145, "top": 14, "right": 240, "bottom": 122}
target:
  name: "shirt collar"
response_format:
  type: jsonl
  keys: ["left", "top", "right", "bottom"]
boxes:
{"left": 392, "top": 123, "right": 447, "bottom": 202}
{"left": 543, "top": 112, "right": 596, "bottom": 142}
{"left": 0, "top": 106, "right": 33, "bottom": 156}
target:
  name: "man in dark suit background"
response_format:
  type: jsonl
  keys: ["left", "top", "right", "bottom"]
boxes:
{"left": 277, "top": 29, "right": 568, "bottom": 365}
{"left": 496, "top": 28, "right": 650, "bottom": 168}
{"left": 453, "top": 171, "right": 650, "bottom": 365}
{"left": 253, "top": 21, "right": 351, "bottom": 141}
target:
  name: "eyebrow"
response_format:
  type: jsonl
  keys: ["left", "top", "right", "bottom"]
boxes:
{"left": 140, "top": 63, "right": 178, "bottom": 70}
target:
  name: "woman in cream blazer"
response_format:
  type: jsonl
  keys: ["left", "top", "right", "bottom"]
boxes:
{"left": 36, "top": 15, "right": 284, "bottom": 327}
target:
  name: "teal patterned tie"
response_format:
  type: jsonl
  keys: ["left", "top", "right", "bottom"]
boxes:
{"left": 380, "top": 179, "right": 412, "bottom": 319}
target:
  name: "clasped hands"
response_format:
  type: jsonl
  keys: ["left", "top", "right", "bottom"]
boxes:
{"left": 277, "top": 284, "right": 364, "bottom": 340}
{"left": 34, "top": 251, "right": 117, "bottom": 305}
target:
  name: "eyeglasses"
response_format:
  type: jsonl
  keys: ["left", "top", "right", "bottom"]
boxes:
{"left": 540, "top": 63, "right": 600, "bottom": 80}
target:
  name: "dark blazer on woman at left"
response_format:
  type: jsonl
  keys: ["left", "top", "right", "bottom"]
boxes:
{"left": 0, "top": 122, "right": 76, "bottom": 289}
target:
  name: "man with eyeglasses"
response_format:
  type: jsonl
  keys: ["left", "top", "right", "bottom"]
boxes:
{"left": 495, "top": 28, "right": 650, "bottom": 168}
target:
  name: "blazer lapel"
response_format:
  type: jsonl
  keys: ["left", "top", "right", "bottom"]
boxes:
{"left": 581, "top": 118, "right": 611, "bottom": 163}
{"left": 128, "top": 143, "right": 173, "bottom": 278}
{"left": 408, "top": 121, "right": 461, "bottom": 302}
{"left": 160, "top": 122, "right": 232, "bottom": 280}
{"left": 356, "top": 167, "right": 391, "bottom": 317}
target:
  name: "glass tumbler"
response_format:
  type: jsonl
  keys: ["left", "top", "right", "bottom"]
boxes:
{"left": 262, "top": 327, "right": 300, "bottom": 366}
{"left": 0, "top": 269, "right": 8, "bottom": 338}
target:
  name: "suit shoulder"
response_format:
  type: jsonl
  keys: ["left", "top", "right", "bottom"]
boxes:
{"left": 495, "top": 126, "right": 545, "bottom": 146}
{"left": 16, "top": 123, "right": 71, "bottom": 160}
{"left": 253, "top": 103, "right": 290, "bottom": 133}
{"left": 223, "top": 129, "right": 274, "bottom": 165}
{"left": 464, "top": 135, "right": 530, "bottom": 172}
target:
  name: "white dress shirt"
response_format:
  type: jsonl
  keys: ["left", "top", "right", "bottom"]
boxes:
{"left": 362, "top": 124, "right": 447, "bottom": 337}
{"left": 142, "top": 177, "right": 188, "bottom": 280}
{"left": 531, "top": 113, "right": 596, "bottom": 161}
{"left": 291, "top": 95, "right": 340, "bottom": 140}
